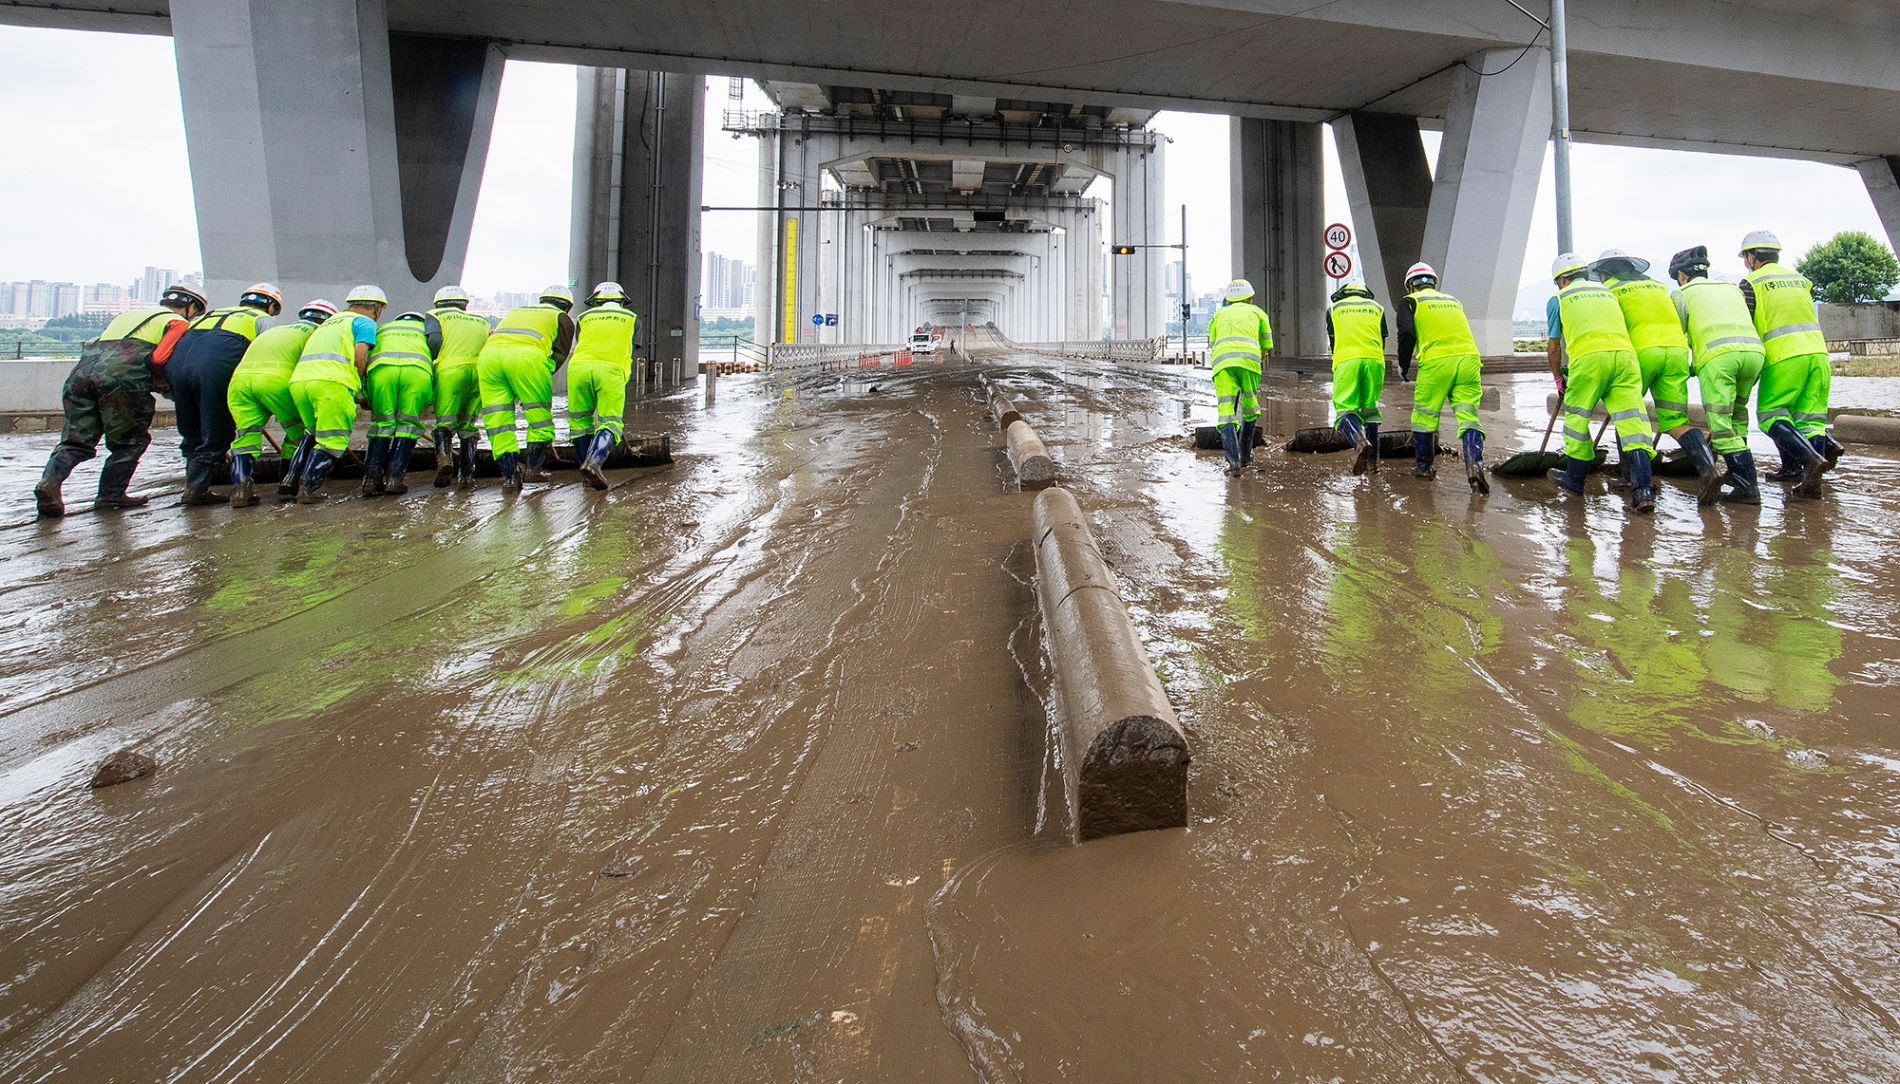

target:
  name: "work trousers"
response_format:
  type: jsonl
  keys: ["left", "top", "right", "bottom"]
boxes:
{"left": 290, "top": 378, "right": 359, "bottom": 454}
{"left": 1213, "top": 366, "right": 1260, "bottom": 430}
{"left": 369, "top": 367, "right": 433, "bottom": 440}
{"left": 1695, "top": 349, "right": 1766, "bottom": 456}
{"left": 1637, "top": 345, "right": 1693, "bottom": 433}
{"left": 1562, "top": 349, "right": 1654, "bottom": 462}
{"left": 1331, "top": 356, "right": 1384, "bottom": 426}
{"left": 478, "top": 348, "right": 555, "bottom": 456}
{"left": 433, "top": 363, "right": 481, "bottom": 437}
{"left": 227, "top": 371, "right": 303, "bottom": 456}
{"left": 567, "top": 362, "right": 631, "bottom": 440}
{"left": 1412, "top": 353, "right": 1483, "bottom": 437}
{"left": 168, "top": 350, "right": 240, "bottom": 484}
{"left": 45, "top": 357, "right": 154, "bottom": 483}
{"left": 1757, "top": 351, "right": 1830, "bottom": 439}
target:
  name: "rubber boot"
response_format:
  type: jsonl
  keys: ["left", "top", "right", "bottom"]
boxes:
{"left": 1721, "top": 451, "right": 1761, "bottom": 505}
{"left": 296, "top": 449, "right": 337, "bottom": 504}
{"left": 1462, "top": 429, "right": 1489, "bottom": 496}
{"left": 456, "top": 436, "right": 478, "bottom": 487}
{"left": 521, "top": 441, "right": 553, "bottom": 483}
{"left": 1218, "top": 424, "right": 1242, "bottom": 476}
{"left": 1238, "top": 420, "right": 1257, "bottom": 468}
{"left": 279, "top": 435, "right": 312, "bottom": 500}
{"left": 1411, "top": 431, "right": 1436, "bottom": 479}
{"left": 179, "top": 457, "right": 221, "bottom": 506}
{"left": 230, "top": 453, "right": 257, "bottom": 508}
{"left": 1338, "top": 414, "right": 1373, "bottom": 476}
{"left": 1680, "top": 429, "right": 1722, "bottom": 506}
{"left": 432, "top": 428, "right": 455, "bottom": 488}
{"left": 1817, "top": 433, "right": 1845, "bottom": 470}
{"left": 579, "top": 432, "right": 613, "bottom": 491}
{"left": 1365, "top": 423, "right": 1380, "bottom": 474}
{"left": 499, "top": 451, "right": 521, "bottom": 490}
{"left": 1548, "top": 456, "right": 1588, "bottom": 496}
{"left": 94, "top": 461, "right": 150, "bottom": 511}
{"left": 1627, "top": 449, "right": 1656, "bottom": 514}
{"left": 361, "top": 436, "right": 390, "bottom": 496}
{"left": 34, "top": 455, "right": 72, "bottom": 518}
{"left": 571, "top": 436, "right": 591, "bottom": 473}
{"left": 1768, "top": 420, "right": 1827, "bottom": 499}
{"left": 384, "top": 438, "right": 414, "bottom": 495}
{"left": 1764, "top": 423, "right": 1807, "bottom": 482}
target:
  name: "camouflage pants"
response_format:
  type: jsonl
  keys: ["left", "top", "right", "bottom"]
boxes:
{"left": 43, "top": 361, "right": 155, "bottom": 488}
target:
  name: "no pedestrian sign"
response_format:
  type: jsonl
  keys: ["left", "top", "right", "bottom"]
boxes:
{"left": 1324, "top": 251, "right": 1353, "bottom": 279}
{"left": 1325, "top": 223, "right": 1352, "bottom": 250}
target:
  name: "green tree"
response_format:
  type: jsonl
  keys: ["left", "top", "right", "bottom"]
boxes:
{"left": 1796, "top": 231, "right": 1900, "bottom": 304}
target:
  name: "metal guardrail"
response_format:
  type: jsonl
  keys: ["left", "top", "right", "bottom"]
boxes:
{"left": 1009, "top": 339, "right": 1167, "bottom": 363}
{"left": 766, "top": 342, "right": 907, "bottom": 370}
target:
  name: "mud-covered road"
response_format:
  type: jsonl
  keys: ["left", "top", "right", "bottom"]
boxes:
{"left": 2, "top": 356, "right": 1897, "bottom": 1082}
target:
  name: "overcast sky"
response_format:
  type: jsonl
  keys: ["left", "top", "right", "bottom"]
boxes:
{"left": 1, "top": 25, "right": 1890, "bottom": 317}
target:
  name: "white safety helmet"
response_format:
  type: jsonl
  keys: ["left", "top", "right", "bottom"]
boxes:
{"left": 433, "top": 284, "right": 471, "bottom": 306}
{"left": 346, "top": 284, "right": 388, "bottom": 306}
{"left": 298, "top": 299, "right": 338, "bottom": 323}
{"left": 1589, "top": 249, "right": 1649, "bottom": 278}
{"left": 588, "top": 281, "right": 629, "bottom": 305}
{"left": 1551, "top": 253, "right": 1590, "bottom": 282}
{"left": 1223, "top": 278, "right": 1256, "bottom": 302}
{"left": 1740, "top": 230, "right": 1783, "bottom": 256}
{"left": 539, "top": 285, "right": 576, "bottom": 312}
{"left": 1403, "top": 262, "right": 1438, "bottom": 290}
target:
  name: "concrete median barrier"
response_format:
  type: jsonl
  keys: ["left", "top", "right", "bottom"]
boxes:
{"left": 989, "top": 388, "right": 1023, "bottom": 431}
{"left": 1032, "top": 486, "right": 1189, "bottom": 840}
{"left": 1832, "top": 413, "right": 1900, "bottom": 447}
{"left": 1005, "top": 419, "right": 1058, "bottom": 489}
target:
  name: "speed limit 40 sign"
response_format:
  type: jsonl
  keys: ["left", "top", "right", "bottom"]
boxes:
{"left": 1324, "top": 222, "right": 1352, "bottom": 250}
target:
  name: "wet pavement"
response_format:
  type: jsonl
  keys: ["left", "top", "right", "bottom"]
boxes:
{"left": 1, "top": 355, "right": 1897, "bottom": 1082}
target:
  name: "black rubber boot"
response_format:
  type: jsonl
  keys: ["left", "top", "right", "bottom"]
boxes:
{"left": 34, "top": 479, "right": 65, "bottom": 519}
{"left": 1549, "top": 456, "right": 1587, "bottom": 496}
{"left": 1338, "top": 413, "right": 1373, "bottom": 476}
{"left": 297, "top": 449, "right": 337, "bottom": 504}
{"left": 432, "top": 428, "right": 455, "bottom": 488}
{"left": 1769, "top": 420, "right": 1827, "bottom": 499}
{"left": 280, "top": 435, "right": 312, "bottom": 500}
{"left": 521, "top": 440, "right": 552, "bottom": 483}
{"left": 456, "top": 436, "right": 478, "bottom": 487}
{"left": 361, "top": 436, "right": 390, "bottom": 496}
{"left": 1365, "top": 423, "right": 1380, "bottom": 474}
{"left": 1218, "top": 424, "right": 1242, "bottom": 476}
{"left": 1721, "top": 451, "right": 1761, "bottom": 505}
{"left": 179, "top": 456, "right": 221, "bottom": 506}
{"left": 1411, "top": 431, "right": 1436, "bottom": 479}
{"left": 499, "top": 451, "right": 521, "bottom": 490}
{"left": 385, "top": 438, "right": 414, "bottom": 495}
{"left": 1628, "top": 449, "right": 1656, "bottom": 514}
{"left": 230, "top": 453, "right": 257, "bottom": 508}
{"left": 1680, "top": 429, "right": 1722, "bottom": 506}
{"left": 1817, "top": 433, "right": 1845, "bottom": 469}
{"left": 579, "top": 432, "right": 613, "bottom": 492}
{"left": 93, "top": 460, "right": 149, "bottom": 511}
{"left": 1462, "top": 429, "right": 1489, "bottom": 496}
{"left": 1238, "top": 421, "right": 1257, "bottom": 468}
{"left": 571, "top": 436, "right": 591, "bottom": 472}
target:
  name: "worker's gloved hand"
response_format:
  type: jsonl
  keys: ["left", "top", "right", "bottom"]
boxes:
{"left": 1555, "top": 375, "right": 1566, "bottom": 399}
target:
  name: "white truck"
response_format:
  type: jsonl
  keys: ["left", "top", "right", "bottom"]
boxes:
{"left": 908, "top": 331, "right": 937, "bottom": 355}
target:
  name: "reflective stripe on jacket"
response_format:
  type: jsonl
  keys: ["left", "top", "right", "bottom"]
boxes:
{"left": 1556, "top": 281, "right": 1634, "bottom": 358}
{"left": 1208, "top": 301, "right": 1273, "bottom": 375}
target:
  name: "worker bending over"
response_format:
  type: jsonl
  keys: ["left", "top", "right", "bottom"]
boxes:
{"left": 567, "top": 282, "right": 638, "bottom": 491}
{"left": 1206, "top": 279, "right": 1272, "bottom": 476}
{"left": 288, "top": 285, "right": 384, "bottom": 503}
{"left": 362, "top": 310, "right": 442, "bottom": 495}
{"left": 478, "top": 286, "right": 576, "bottom": 488}
{"left": 1668, "top": 246, "right": 1765, "bottom": 505}
{"left": 227, "top": 299, "right": 335, "bottom": 507}
{"left": 428, "top": 285, "right": 492, "bottom": 488}
{"left": 1547, "top": 254, "right": 1656, "bottom": 513}
{"left": 1591, "top": 250, "right": 1721, "bottom": 502}
{"left": 167, "top": 283, "right": 281, "bottom": 505}
{"left": 1327, "top": 282, "right": 1387, "bottom": 477}
{"left": 34, "top": 285, "right": 205, "bottom": 517}
{"left": 1396, "top": 263, "right": 1488, "bottom": 494}
{"left": 1739, "top": 231, "right": 1838, "bottom": 499}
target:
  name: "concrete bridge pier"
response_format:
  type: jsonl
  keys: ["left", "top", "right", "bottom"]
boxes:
{"left": 1231, "top": 118, "right": 1326, "bottom": 359}
{"left": 170, "top": 0, "right": 503, "bottom": 313}
{"left": 1333, "top": 112, "right": 1434, "bottom": 337}
{"left": 570, "top": 68, "right": 705, "bottom": 384}
{"left": 1859, "top": 157, "right": 1900, "bottom": 256}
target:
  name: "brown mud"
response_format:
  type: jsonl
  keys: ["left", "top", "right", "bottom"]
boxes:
{"left": 0, "top": 356, "right": 1896, "bottom": 1082}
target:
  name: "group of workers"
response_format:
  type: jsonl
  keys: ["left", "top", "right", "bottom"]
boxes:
{"left": 33, "top": 281, "right": 643, "bottom": 517}
{"left": 1207, "top": 229, "right": 1842, "bottom": 515}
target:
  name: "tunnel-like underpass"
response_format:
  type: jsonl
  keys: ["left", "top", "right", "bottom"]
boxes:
{"left": 2, "top": 357, "right": 1898, "bottom": 1082}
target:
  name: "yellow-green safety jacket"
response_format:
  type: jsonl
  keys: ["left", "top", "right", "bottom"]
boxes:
{"left": 1604, "top": 276, "right": 1687, "bottom": 352}
{"left": 294, "top": 312, "right": 369, "bottom": 392}
{"left": 430, "top": 306, "right": 493, "bottom": 371}
{"left": 1327, "top": 295, "right": 1386, "bottom": 363}
{"left": 570, "top": 303, "right": 638, "bottom": 373}
{"left": 1671, "top": 278, "right": 1762, "bottom": 367}
{"left": 1555, "top": 280, "right": 1635, "bottom": 359}
{"left": 234, "top": 320, "right": 318, "bottom": 381}
{"left": 1743, "top": 262, "right": 1827, "bottom": 362}
{"left": 369, "top": 319, "right": 436, "bottom": 371}
{"left": 1407, "top": 288, "right": 1479, "bottom": 363}
{"left": 1207, "top": 301, "right": 1273, "bottom": 375}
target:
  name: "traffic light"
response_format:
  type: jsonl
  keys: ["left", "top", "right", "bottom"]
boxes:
{"left": 1111, "top": 245, "right": 1136, "bottom": 255}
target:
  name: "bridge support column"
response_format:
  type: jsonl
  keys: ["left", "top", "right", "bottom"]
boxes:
{"left": 1421, "top": 47, "right": 1552, "bottom": 356}
{"left": 571, "top": 68, "right": 704, "bottom": 383}
{"left": 1231, "top": 118, "right": 1326, "bottom": 360}
{"left": 1334, "top": 113, "right": 1434, "bottom": 328}
{"left": 171, "top": 0, "right": 502, "bottom": 313}
{"left": 1110, "top": 144, "right": 1164, "bottom": 339}
{"left": 1857, "top": 157, "right": 1900, "bottom": 256}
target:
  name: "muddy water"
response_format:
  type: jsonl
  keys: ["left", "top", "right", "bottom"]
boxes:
{"left": 0, "top": 357, "right": 1896, "bottom": 1082}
